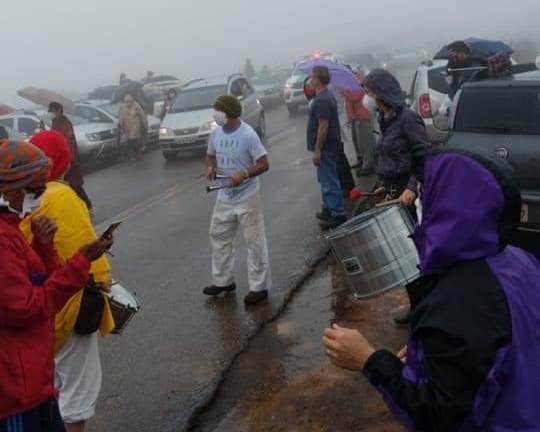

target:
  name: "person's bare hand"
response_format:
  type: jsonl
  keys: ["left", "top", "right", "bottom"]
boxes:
{"left": 397, "top": 345, "right": 407, "bottom": 364}
{"left": 323, "top": 324, "right": 375, "bottom": 371}
{"left": 229, "top": 171, "right": 246, "bottom": 188}
{"left": 206, "top": 166, "right": 217, "bottom": 181}
{"left": 313, "top": 151, "right": 322, "bottom": 167}
{"left": 399, "top": 189, "right": 417, "bottom": 207}
{"left": 101, "top": 279, "right": 113, "bottom": 293}
{"left": 79, "top": 238, "right": 113, "bottom": 262}
{"left": 31, "top": 217, "right": 57, "bottom": 245}
{"left": 373, "top": 186, "right": 385, "bottom": 197}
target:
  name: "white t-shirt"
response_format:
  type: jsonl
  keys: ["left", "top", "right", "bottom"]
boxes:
{"left": 207, "top": 122, "right": 267, "bottom": 204}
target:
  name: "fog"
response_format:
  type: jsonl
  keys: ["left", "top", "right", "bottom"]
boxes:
{"left": 3, "top": 0, "right": 540, "bottom": 106}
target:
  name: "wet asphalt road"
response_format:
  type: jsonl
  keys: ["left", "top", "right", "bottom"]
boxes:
{"left": 84, "top": 105, "right": 329, "bottom": 432}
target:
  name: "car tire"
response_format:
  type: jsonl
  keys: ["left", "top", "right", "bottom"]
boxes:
{"left": 162, "top": 151, "right": 177, "bottom": 161}
{"left": 257, "top": 114, "right": 266, "bottom": 138}
{"left": 287, "top": 104, "right": 298, "bottom": 116}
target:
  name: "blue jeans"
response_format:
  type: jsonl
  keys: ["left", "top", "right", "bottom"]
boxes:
{"left": 317, "top": 152, "right": 345, "bottom": 217}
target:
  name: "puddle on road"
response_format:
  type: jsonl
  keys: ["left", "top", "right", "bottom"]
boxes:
{"left": 191, "top": 259, "right": 408, "bottom": 432}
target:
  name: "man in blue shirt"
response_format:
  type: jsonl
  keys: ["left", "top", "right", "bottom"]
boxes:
{"left": 307, "top": 66, "right": 347, "bottom": 229}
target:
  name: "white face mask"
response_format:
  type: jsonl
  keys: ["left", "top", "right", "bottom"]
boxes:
{"left": 362, "top": 95, "right": 378, "bottom": 113}
{"left": 212, "top": 110, "right": 228, "bottom": 127}
{"left": 47, "top": 112, "right": 56, "bottom": 121}
{"left": 0, "top": 191, "right": 42, "bottom": 219}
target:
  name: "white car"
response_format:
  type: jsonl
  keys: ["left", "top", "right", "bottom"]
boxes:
{"left": 159, "top": 74, "right": 265, "bottom": 161}
{"left": 283, "top": 70, "right": 309, "bottom": 116}
{"left": 0, "top": 112, "right": 42, "bottom": 138}
{"left": 408, "top": 59, "right": 451, "bottom": 144}
{"left": 76, "top": 100, "right": 161, "bottom": 149}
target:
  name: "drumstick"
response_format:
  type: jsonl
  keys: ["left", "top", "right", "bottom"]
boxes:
{"left": 375, "top": 198, "right": 401, "bottom": 208}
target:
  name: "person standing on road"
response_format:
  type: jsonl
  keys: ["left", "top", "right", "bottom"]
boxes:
{"left": 49, "top": 102, "right": 93, "bottom": 212}
{"left": 119, "top": 94, "right": 148, "bottom": 161}
{"left": 324, "top": 149, "right": 540, "bottom": 432}
{"left": 0, "top": 139, "right": 112, "bottom": 432}
{"left": 160, "top": 88, "right": 177, "bottom": 120}
{"left": 21, "top": 131, "right": 115, "bottom": 432}
{"left": 342, "top": 70, "right": 376, "bottom": 176}
{"left": 308, "top": 66, "right": 347, "bottom": 230}
{"left": 204, "top": 95, "right": 271, "bottom": 305}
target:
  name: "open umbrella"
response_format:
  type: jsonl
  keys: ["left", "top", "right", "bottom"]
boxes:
{"left": 0, "top": 104, "right": 14, "bottom": 115}
{"left": 297, "top": 59, "right": 361, "bottom": 92}
{"left": 17, "top": 87, "right": 78, "bottom": 115}
{"left": 434, "top": 38, "right": 513, "bottom": 60}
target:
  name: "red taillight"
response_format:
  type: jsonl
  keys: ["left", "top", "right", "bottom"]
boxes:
{"left": 419, "top": 93, "right": 432, "bottom": 118}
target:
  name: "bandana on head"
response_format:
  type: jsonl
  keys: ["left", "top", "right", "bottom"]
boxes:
{"left": 30, "top": 130, "right": 72, "bottom": 181}
{"left": 0, "top": 139, "right": 50, "bottom": 193}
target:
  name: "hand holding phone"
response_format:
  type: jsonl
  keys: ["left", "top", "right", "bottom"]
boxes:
{"left": 100, "top": 221, "right": 123, "bottom": 241}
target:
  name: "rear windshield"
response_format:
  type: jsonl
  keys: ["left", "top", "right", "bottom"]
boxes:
{"left": 455, "top": 86, "right": 540, "bottom": 135}
{"left": 428, "top": 67, "right": 449, "bottom": 94}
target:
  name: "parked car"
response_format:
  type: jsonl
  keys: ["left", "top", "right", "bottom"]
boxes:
{"left": 0, "top": 112, "right": 42, "bottom": 138}
{"left": 0, "top": 125, "right": 28, "bottom": 141}
{"left": 252, "top": 72, "right": 287, "bottom": 107}
{"left": 408, "top": 59, "right": 451, "bottom": 144}
{"left": 284, "top": 69, "right": 309, "bottom": 116}
{"left": 75, "top": 100, "right": 161, "bottom": 149}
{"left": 446, "top": 70, "right": 540, "bottom": 234}
{"left": 159, "top": 74, "right": 265, "bottom": 161}
{"left": 142, "top": 75, "right": 183, "bottom": 103}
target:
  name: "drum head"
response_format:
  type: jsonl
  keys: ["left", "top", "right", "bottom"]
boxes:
{"left": 110, "top": 283, "right": 139, "bottom": 309}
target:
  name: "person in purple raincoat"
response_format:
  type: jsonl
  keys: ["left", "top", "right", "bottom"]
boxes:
{"left": 324, "top": 148, "right": 540, "bottom": 431}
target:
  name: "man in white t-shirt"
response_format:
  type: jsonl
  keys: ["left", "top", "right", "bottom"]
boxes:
{"left": 204, "top": 95, "right": 271, "bottom": 305}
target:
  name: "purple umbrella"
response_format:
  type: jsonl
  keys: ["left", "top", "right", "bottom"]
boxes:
{"left": 297, "top": 59, "right": 361, "bottom": 92}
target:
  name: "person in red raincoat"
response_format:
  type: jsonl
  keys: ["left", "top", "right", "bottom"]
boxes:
{"left": 0, "top": 139, "right": 112, "bottom": 432}
{"left": 48, "top": 102, "right": 93, "bottom": 211}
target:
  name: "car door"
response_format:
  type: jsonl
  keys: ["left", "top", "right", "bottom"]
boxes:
{"left": 239, "top": 78, "right": 258, "bottom": 129}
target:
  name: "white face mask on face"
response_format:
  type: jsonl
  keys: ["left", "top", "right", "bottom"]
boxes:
{"left": 212, "top": 110, "right": 228, "bottom": 127}
{"left": 47, "top": 112, "right": 56, "bottom": 121}
{"left": 362, "top": 95, "right": 378, "bottom": 113}
{"left": 0, "top": 191, "right": 42, "bottom": 219}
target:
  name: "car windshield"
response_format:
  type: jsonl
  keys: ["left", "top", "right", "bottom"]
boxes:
{"left": 455, "top": 86, "right": 540, "bottom": 135}
{"left": 169, "top": 85, "right": 228, "bottom": 113}
{"left": 100, "top": 103, "right": 121, "bottom": 118}
{"left": 253, "top": 74, "right": 287, "bottom": 86}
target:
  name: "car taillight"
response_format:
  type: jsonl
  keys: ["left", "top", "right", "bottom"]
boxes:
{"left": 419, "top": 93, "right": 432, "bottom": 118}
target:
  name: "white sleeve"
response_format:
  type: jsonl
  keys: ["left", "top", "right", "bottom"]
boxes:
{"left": 248, "top": 129, "right": 267, "bottom": 161}
{"left": 207, "top": 130, "right": 217, "bottom": 156}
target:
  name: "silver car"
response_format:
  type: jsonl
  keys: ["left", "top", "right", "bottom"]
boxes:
{"left": 408, "top": 59, "right": 450, "bottom": 144}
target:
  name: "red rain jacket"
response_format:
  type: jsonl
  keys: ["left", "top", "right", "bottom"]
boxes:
{"left": 0, "top": 213, "right": 90, "bottom": 419}
{"left": 342, "top": 72, "right": 371, "bottom": 121}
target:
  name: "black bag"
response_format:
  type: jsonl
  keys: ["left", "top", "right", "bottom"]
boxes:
{"left": 74, "top": 278, "right": 105, "bottom": 335}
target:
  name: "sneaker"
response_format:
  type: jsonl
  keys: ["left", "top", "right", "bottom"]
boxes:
{"left": 244, "top": 290, "right": 268, "bottom": 305}
{"left": 319, "top": 215, "right": 347, "bottom": 230}
{"left": 316, "top": 206, "right": 331, "bottom": 221}
{"left": 392, "top": 308, "right": 411, "bottom": 328}
{"left": 203, "top": 283, "right": 236, "bottom": 296}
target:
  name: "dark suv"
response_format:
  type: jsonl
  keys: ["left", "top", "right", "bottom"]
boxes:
{"left": 447, "top": 70, "right": 540, "bottom": 234}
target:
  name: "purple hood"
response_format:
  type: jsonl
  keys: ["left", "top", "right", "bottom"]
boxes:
{"left": 413, "top": 151, "right": 520, "bottom": 274}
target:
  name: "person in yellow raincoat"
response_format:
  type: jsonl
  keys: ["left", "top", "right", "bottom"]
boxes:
{"left": 20, "top": 130, "right": 114, "bottom": 432}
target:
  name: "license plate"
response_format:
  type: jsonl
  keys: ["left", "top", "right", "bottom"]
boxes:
{"left": 521, "top": 203, "right": 529, "bottom": 223}
{"left": 178, "top": 136, "right": 196, "bottom": 144}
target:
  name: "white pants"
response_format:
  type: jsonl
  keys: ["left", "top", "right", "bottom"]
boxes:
{"left": 54, "top": 332, "right": 102, "bottom": 423}
{"left": 210, "top": 193, "right": 271, "bottom": 292}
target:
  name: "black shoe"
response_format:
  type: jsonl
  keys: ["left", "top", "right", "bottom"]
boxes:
{"left": 203, "top": 283, "right": 236, "bottom": 296}
{"left": 319, "top": 215, "right": 347, "bottom": 230}
{"left": 316, "top": 206, "right": 331, "bottom": 221}
{"left": 356, "top": 168, "right": 375, "bottom": 177}
{"left": 244, "top": 290, "right": 268, "bottom": 305}
{"left": 392, "top": 308, "right": 411, "bottom": 328}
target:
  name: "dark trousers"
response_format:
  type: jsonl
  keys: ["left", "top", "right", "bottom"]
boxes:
{"left": 337, "top": 149, "right": 355, "bottom": 193}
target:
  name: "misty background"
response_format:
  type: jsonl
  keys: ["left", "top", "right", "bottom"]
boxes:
{"left": 3, "top": 0, "right": 540, "bottom": 106}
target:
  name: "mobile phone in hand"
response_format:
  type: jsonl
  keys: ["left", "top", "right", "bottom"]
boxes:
{"left": 100, "top": 221, "right": 123, "bottom": 241}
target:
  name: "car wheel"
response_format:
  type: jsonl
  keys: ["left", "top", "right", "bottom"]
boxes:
{"left": 162, "top": 151, "right": 177, "bottom": 161}
{"left": 257, "top": 114, "right": 266, "bottom": 138}
{"left": 287, "top": 104, "right": 298, "bottom": 116}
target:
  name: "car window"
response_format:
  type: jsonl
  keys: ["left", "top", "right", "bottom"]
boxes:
{"left": 428, "top": 67, "right": 449, "bottom": 94}
{"left": 77, "top": 106, "right": 113, "bottom": 123}
{"left": 0, "top": 118, "right": 14, "bottom": 129}
{"left": 170, "top": 85, "right": 228, "bottom": 113}
{"left": 100, "top": 103, "right": 122, "bottom": 118}
{"left": 239, "top": 79, "right": 254, "bottom": 97}
{"left": 230, "top": 80, "right": 242, "bottom": 98}
{"left": 18, "top": 117, "right": 39, "bottom": 136}
{"left": 454, "top": 86, "right": 540, "bottom": 135}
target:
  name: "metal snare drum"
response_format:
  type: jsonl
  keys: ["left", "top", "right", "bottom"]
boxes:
{"left": 326, "top": 205, "right": 420, "bottom": 299}
{"left": 106, "top": 282, "right": 140, "bottom": 334}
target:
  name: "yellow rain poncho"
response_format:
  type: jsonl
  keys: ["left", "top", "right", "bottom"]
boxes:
{"left": 21, "top": 181, "right": 115, "bottom": 352}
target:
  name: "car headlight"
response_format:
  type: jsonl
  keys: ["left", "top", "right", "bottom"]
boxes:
{"left": 160, "top": 127, "right": 173, "bottom": 137}
{"left": 200, "top": 120, "right": 217, "bottom": 133}
{"left": 86, "top": 133, "right": 101, "bottom": 142}
{"left": 285, "top": 82, "right": 293, "bottom": 89}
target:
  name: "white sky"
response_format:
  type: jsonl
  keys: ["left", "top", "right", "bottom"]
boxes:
{"left": 3, "top": 0, "right": 540, "bottom": 106}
